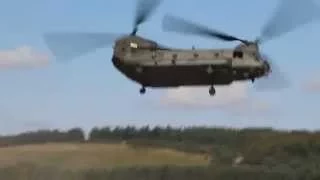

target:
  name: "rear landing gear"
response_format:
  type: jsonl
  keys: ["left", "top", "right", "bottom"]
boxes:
{"left": 209, "top": 85, "right": 216, "bottom": 96}
{"left": 139, "top": 86, "right": 146, "bottom": 94}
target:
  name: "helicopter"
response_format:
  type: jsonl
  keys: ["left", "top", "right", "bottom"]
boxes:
{"left": 43, "top": 0, "right": 319, "bottom": 96}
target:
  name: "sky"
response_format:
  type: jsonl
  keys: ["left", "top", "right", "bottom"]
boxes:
{"left": 0, "top": 0, "right": 320, "bottom": 134}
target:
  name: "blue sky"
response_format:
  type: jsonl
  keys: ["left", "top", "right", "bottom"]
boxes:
{"left": 0, "top": 0, "right": 320, "bottom": 134}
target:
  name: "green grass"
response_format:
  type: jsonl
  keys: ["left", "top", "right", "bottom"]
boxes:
{"left": 0, "top": 142, "right": 209, "bottom": 170}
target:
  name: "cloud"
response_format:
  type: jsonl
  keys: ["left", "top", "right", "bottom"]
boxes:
{"left": 301, "top": 73, "right": 320, "bottom": 93}
{"left": 303, "top": 80, "right": 320, "bottom": 93}
{"left": 304, "top": 81, "right": 320, "bottom": 92}
{"left": 159, "top": 82, "right": 272, "bottom": 116}
{"left": 0, "top": 46, "right": 49, "bottom": 68}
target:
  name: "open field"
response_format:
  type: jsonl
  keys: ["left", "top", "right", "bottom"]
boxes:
{"left": 0, "top": 127, "right": 320, "bottom": 179}
{"left": 0, "top": 142, "right": 209, "bottom": 170}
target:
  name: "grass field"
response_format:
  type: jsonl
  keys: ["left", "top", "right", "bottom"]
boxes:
{"left": 0, "top": 142, "right": 209, "bottom": 170}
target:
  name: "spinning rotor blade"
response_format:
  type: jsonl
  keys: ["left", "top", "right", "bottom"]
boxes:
{"left": 254, "top": 54, "right": 290, "bottom": 91}
{"left": 258, "top": 0, "right": 320, "bottom": 43}
{"left": 44, "top": 32, "right": 122, "bottom": 60}
{"left": 162, "top": 14, "right": 247, "bottom": 43}
{"left": 132, "top": 0, "right": 163, "bottom": 35}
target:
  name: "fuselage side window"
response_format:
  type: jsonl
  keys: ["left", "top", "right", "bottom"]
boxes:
{"left": 233, "top": 51, "right": 243, "bottom": 59}
{"left": 172, "top": 54, "right": 178, "bottom": 60}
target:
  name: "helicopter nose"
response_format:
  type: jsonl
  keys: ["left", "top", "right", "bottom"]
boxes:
{"left": 263, "top": 60, "right": 271, "bottom": 75}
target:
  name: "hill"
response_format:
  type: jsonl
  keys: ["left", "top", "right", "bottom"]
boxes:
{"left": 0, "top": 142, "right": 209, "bottom": 170}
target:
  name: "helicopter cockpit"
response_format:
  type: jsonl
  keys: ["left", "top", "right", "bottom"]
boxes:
{"left": 113, "top": 36, "right": 170, "bottom": 59}
{"left": 233, "top": 42, "right": 260, "bottom": 61}
{"left": 116, "top": 36, "right": 169, "bottom": 51}
{"left": 233, "top": 44, "right": 245, "bottom": 59}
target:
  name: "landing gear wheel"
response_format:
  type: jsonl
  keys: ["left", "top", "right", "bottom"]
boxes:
{"left": 139, "top": 87, "right": 146, "bottom": 94}
{"left": 209, "top": 86, "right": 216, "bottom": 96}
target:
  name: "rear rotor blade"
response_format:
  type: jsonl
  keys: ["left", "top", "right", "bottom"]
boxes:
{"left": 254, "top": 54, "right": 290, "bottom": 91}
{"left": 258, "top": 0, "right": 320, "bottom": 43}
{"left": 162, "top": 14, "right": 247, "bottom": 43}
{"left": 132, "top": 0, "right": 163, "bottom": 35}
{"left": 43, "top": 32, "right": 122, "bottom": 60}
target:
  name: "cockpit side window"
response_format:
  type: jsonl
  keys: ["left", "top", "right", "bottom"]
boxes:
{"left": 233, "top": 51, "right": 243, "bottom": 58}
{"left": 129, "top": 42, "right": 139, "bottom": 53}
{"left": 252, "top": 52, "right": 259, "bottom": 61}
{"left": 129, "top": 42, "right": 138, "bottom": 49}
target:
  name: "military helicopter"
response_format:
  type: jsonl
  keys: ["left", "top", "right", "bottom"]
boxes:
{"left": 43, "top": 0, "right": 319, "bottom": 96}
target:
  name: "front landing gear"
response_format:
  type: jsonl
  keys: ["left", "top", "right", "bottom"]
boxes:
{"left": 139, "top": 86, "right": 146, "bottom": 94}
{"left": 209, "top": 85, "right": 216, "bottom": 96}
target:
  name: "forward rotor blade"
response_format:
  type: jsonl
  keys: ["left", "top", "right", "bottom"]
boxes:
{"left": 132, "top": 0, "right": 163, "bottom": 34}
{"left": 259, "top": 0, "right": 320, "bottom": 43}
{"left": 162, "top": 14, "right": 246, "bottom": 43}
{"left": 43, "top": 32, "right": 122, "bottom": 60}
{"left": 254, "top": 54, "right": 290, "bottom": 91}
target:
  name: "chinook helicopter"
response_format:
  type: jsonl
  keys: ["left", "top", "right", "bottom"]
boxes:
{"left": 43, "top": 0, "right": 319, "bottom": 96}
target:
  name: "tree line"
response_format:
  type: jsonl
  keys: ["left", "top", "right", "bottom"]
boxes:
{"left": 0, "top": 128, "right": 85, "bottom": 147}
{"left": 0, "top": 125, "right": 276, "bottom": 147}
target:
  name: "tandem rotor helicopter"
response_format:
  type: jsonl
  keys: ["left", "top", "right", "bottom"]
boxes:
{"left": 43, "top": 0, "right": 320, "bottom": 96}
